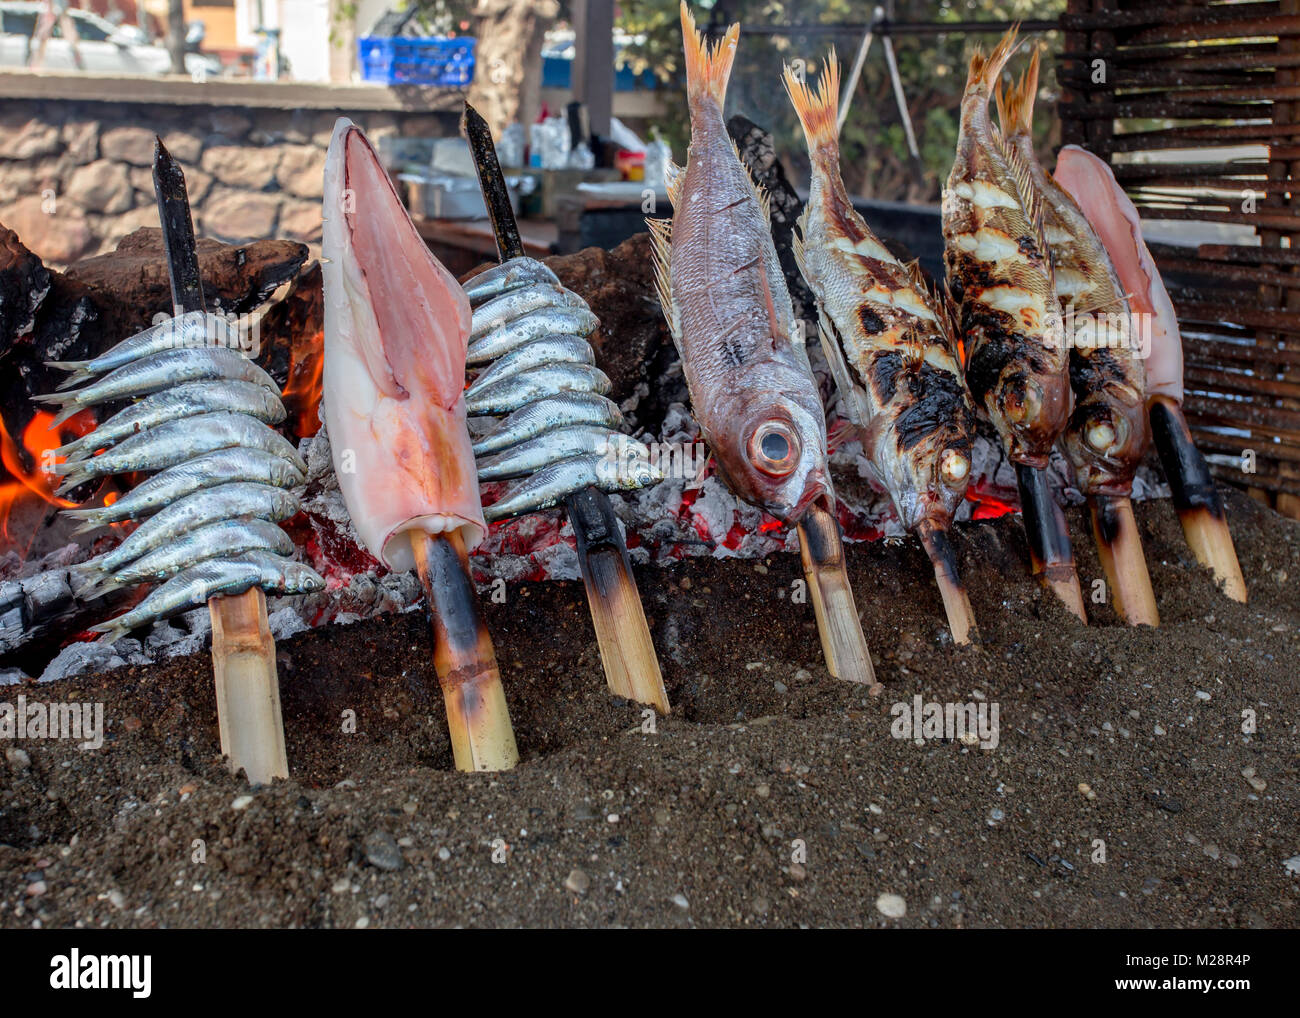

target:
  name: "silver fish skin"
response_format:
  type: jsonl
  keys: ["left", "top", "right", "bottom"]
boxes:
{"left": 55, "top": 381, "right": 287, "bottom": 459}
{"left": 477, "top": 427, "right": 639, "bottom": 482}
{"left": 54, "top": 411, "right": 306, "bottom": 492}
{"left": 466, "top": 335, "right": 595, "bottom": 397}
{"left": 471, "top": 392, "right": 626, "bottom": 457}
{"left": 469, "top": 284, "right": 586, "bottom": 342}
{"left": 462, "top": 257, "right": 560, "bottom": 306}
{"left": 35, "top": 348, "right": 278, "bottom": 427}
{"left": 47, "top": 311, "right": 242, "bottom": 389}
{"left": 90, "top": 552, "right": 324, "bottom": 643}
{"left": 84, "top": 482, "right": 301, "bottom": 575}
{"left": 79, "top": 518, "right": 295, "bottom": 598}
{"left": 64, "top": 447, "right": 306, "bottom": 529}
{"left": 465, "top": 307, "right": 600, "bottom": 366}
{"left": 484, "top": 452, "right": 662, "bottom": 522}
{"left": 465, "top": 363, "right": 611, "bottom": 416}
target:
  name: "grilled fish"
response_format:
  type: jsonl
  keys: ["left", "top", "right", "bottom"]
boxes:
{"left": 465, "top": 362, "right": 611, "bottom": 416}
{"left": 465, "top": 306, "right": 600, "bottom": 366}
{"left": 469, "top": 284, "right": 587, "bottom": 342}
{"left": 483, "top": 453, "right": 659, "bottom": 522}
{"left": 48, "top": 310, "right": 242, "bottom": 389}
{"left": 477, "top": 427, "right": 643, "bottom": 482}
{"left": 941, "top": 27, "right": 1071, "bottom": 468}
{"left": 55, "top": 380, "right": 287, "bottom": 460}
{"left": 649, "top": 2, "right": 832, "bottom": 522}
{"left": 785, "top": 54, "right": 976, "bottom": 533}
{"left": 996, "top": 53, "right": 1149, "bottom": 495}
{"left": 90, "top": 552, "right": 323, "bottom": 644}
{"left": 54, "top": 410, "right": 305, "bottom": 493}
{"left": 466, "top": 335, "right": 595, "bottom": 396}
{"left": 471, "top": 391, "right": 625, "bottom": 458}
{"left": 462, "top": 257, "right": 560, "bottom": 306}
{"left": 80, "top": 518, "right": 295, "bottom": 598}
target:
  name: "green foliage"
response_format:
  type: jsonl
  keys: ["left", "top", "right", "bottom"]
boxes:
{"left": 619, "top": 0, "right": 1066, "bottom": 202}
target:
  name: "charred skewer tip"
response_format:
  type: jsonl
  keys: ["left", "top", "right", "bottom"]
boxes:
{"left": 915, "top": 521, "right": 979, "bottom": 646}
{"left": 1014, "top": 463, "right": 1088, "bottom": 622}
{"left": 1148, "top": 396, "right": 1246, "bottom": 603}
{"left": 411, "top": 529, "right": 520, "bottom": 772}
{"left": 797, "top": 504, "right": 879, "bottom": 691}
{"left": 1088, "top": 494, "right": 1160, "bottom": 627}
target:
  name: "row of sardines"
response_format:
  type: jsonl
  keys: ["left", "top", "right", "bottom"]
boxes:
{"left": 654, "top": 2, "right": 1232, "bottom": 642}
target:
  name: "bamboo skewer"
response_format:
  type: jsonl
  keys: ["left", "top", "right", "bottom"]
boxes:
{"left": 796, "top": 503, "right": 877, "bottom": 687}
{"left": 916, "top": 520, "right": 979, "bottom": 645}
{"left": 1088, "top": 494, "right": 1160, "bottom": 627}
{"left": 461, "top": 100, "right": 669, "bottom": 714}
{"left": 1148, "top": 395, "right": 1247, "bottom": 602}
{"left": 210, "top": 588, "right": 288, "bottom": 783}
{"left": 154, "top": 138, "right": 289, "bottom": 782}
{"left": 411, "top": 530, "right": 519, "bottom": 772}
{"left": 1015, "top": 462, "right": 1088, "bottom": 622}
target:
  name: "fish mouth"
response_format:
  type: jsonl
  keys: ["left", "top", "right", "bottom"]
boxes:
{"left": 788, "top": 471, "right": 834, "bottom": 523}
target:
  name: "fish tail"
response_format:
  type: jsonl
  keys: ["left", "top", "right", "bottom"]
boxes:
{"left": 997, "top": 46, "right": 1039, "bottom": 137}
{"left": 45, "top": 401, "right": 86, "bottom": 430}
{"left": 966, "top": 24, "right": 1020, "bottom": 99}
{"left": 51, "top": 368, "right": 94, "bottom": 391}
{"left": 784, "top": 51, "right": 841, "bottom": 157}
{"left": 680, "top": 0, "right": 739, "bottom": 110}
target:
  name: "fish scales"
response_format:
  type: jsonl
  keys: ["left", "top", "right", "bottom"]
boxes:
{"left": 649, "top": 2, "right": 831, "bottom": 522}
{"left": 941, "top": 27, "right": 1071, "bottom": 469}
{"left": 785, "top": 54, "right": 977, "bottom": 532}
{"left": 995, "top": 52, "right": 1149, "bottom": 495}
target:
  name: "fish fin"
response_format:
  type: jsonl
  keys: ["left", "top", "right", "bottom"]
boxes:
{"left": 996, "top": 46, "right": 1039, "bottom": 139}
{"left": 680, "top": 0, "right": 739, "bottom": 110}
{"left": 43, "top": 402, "right": 87, "bottom": 430}
{"left": 755, "top": 180, "right": 773, "bottom": 228}
{"left": 82, "top": 576, "right": 121, "bottom": 600}
{"left": 965, "top": 24, "right": 1020, "bottom": 99}
{"left": 783, "top": 51, "right": 841, "bottom": 156}
{"left": 816, "top": 313, "right": 872, "bottom": 432}
{"left": 1000, "top": 134, "right": 1052, "bottom": 265}
{"left": 792, "top": 225, "right": 808, "bottom": 283}
{"left": 647, "top": 216, "right": 682, "bottom": 347}
{"left": 664, "top": 157, "right": 685, "bottom": 208}
{"left": 51, "top": 368, "right": 94, "bottom": 391}
{"left": 92, "top": 625, "right": 127, "bottom": 645}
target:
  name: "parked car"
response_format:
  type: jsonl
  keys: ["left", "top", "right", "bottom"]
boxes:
{"left": 0, "top": 2, "right": 221, "bottom": 77}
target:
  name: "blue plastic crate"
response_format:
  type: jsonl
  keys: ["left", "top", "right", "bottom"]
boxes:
{"left": 358, "top": 37, "right": 476, "bottom": 87}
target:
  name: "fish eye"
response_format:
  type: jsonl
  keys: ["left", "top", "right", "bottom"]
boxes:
{"left": 1085, "top": 413, "right": 1125, "bottom": 454}
{"left": 749, "top": 421, "right": 800, "bottom": 477}
{"left": 940, "top": 448, "right": 970, "bottom": 487}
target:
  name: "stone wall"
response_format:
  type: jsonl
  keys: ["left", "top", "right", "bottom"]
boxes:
{"left": 0, "top": 99, "right": 457, "bottom": 266}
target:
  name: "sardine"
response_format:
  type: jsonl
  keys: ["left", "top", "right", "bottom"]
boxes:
{"left": 484, "top": 453, "right": 661, "bottom": 522}
{"left": 55, "top": 381, "right": 288, "bottom": 460}
{"left": 64, "top": 447, "right": 306, "bottom": 529}
{"left": 53, "top": 411, "right": 306, "bottom": 493}
{"left": 81, "top": 482, "right": 301, "bottom": 575}
{"left": 785, "top": 55, "right": 977, "bottom": 533}
{"left": 996, "top": 53, "right": 1149, "bottom": 495}
{"left": 80, "top": 518, "right": 295, "bottom": 598}
{"left": 466, "top": 335, "right": 595, "bottom": 397}
{"left": 463, "top": 256, "right": 560, "bottom": 306}
{"left": 90, "top": 552, "right": 324, "bottom": 644}
{"left": 941, "top": 27, "right": 1071, "bottom": 468}
{"left": 471, "top": 392, "right": 625, "bottom": 457}
{"left": 465, "top": 363, "right": 611, "bottom": 416}
{"left": 35, "top": 348, "right": 277, "bottom": 428}
{"left": 469, "top": 284, "right": 586, "bottom": 342}
{"left": 465, "top": 307, "right": 600, "bottom": 366}
{"left": 47, "top": 310, "right": 242, "bottom": 389}
{"left": 478, "top": 427, "right": 640, "bottom": 482}
{"left": 647, "top": 2, "right": 832, "bottom": 522}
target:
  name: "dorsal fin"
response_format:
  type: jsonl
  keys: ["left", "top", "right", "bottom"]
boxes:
{"left": 664, "top": 157, "right": 685, "bottom": 208}
{"left": 1000, "top": 134, "right": 1051, "bottom": 263}
{"left": 646, "top": 216, "right": 681, "bottom": 354}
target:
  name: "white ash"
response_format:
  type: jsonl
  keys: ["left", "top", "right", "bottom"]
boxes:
{"left": 0, "top": 667, "right": 29, "bottom": 685}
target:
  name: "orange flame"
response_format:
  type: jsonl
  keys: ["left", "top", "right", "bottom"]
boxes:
{"left": 281, "top": 328, "right": 324, "bottom": 438}
{"left": 0, "top": 408, "right": 97, "bottom": 552}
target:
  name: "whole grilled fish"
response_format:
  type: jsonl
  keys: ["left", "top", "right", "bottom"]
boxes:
{"left": 53, "top": 410, "right": 306, "bottom": 493}
{"left": 478, "top": 427, "right": 644, "bottom": 482}
{"left": 484, "top": 453, "right": 659, "bottom": 522}
{"left": 55, "top": 380, "right": 287, "bottom": 460}
{"left": 996, "top": 53, "right": 1149, "bottom": 495}
{"left": 785, "top": 54, "right": 976, "bottom": 534}
{"left": 81, "top": 518, "right": 295, "bottom": 598}
{"left": 942, "top": 27, "right": 1071, "bottom": 468}
{"left": 90, "top": 552, "right": 324, "bottom": 644}
{"left": 471, "top": 392, "right": 625, "bottom": 457}
{"left": 48, "top": 310, "right": 242, "bottom": 389}
{"left": 465, "top": 362, "right": 611, "bottom": 416}
{"left": 649, "top": 2, "right": 831, "bottom": 521}
{"left": 64, "top": 447, "right": 305, "bottom": 529}
{"left": 469, "top": 284, "right": 587, "bottom": 342}
{"left": 36, "top": 347, "right": 277, "bottom": 427}
{"left": 463, "top": 257, "right": 560, "bottom": 306}
{"left": 466, "top": 335, "right": 595, "bottom": 396}
{"left": 465, "top": 306, "right": 600, "bottom": 366}
{"left": 82, "top": 482, "right": 300, "bottom": 575}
